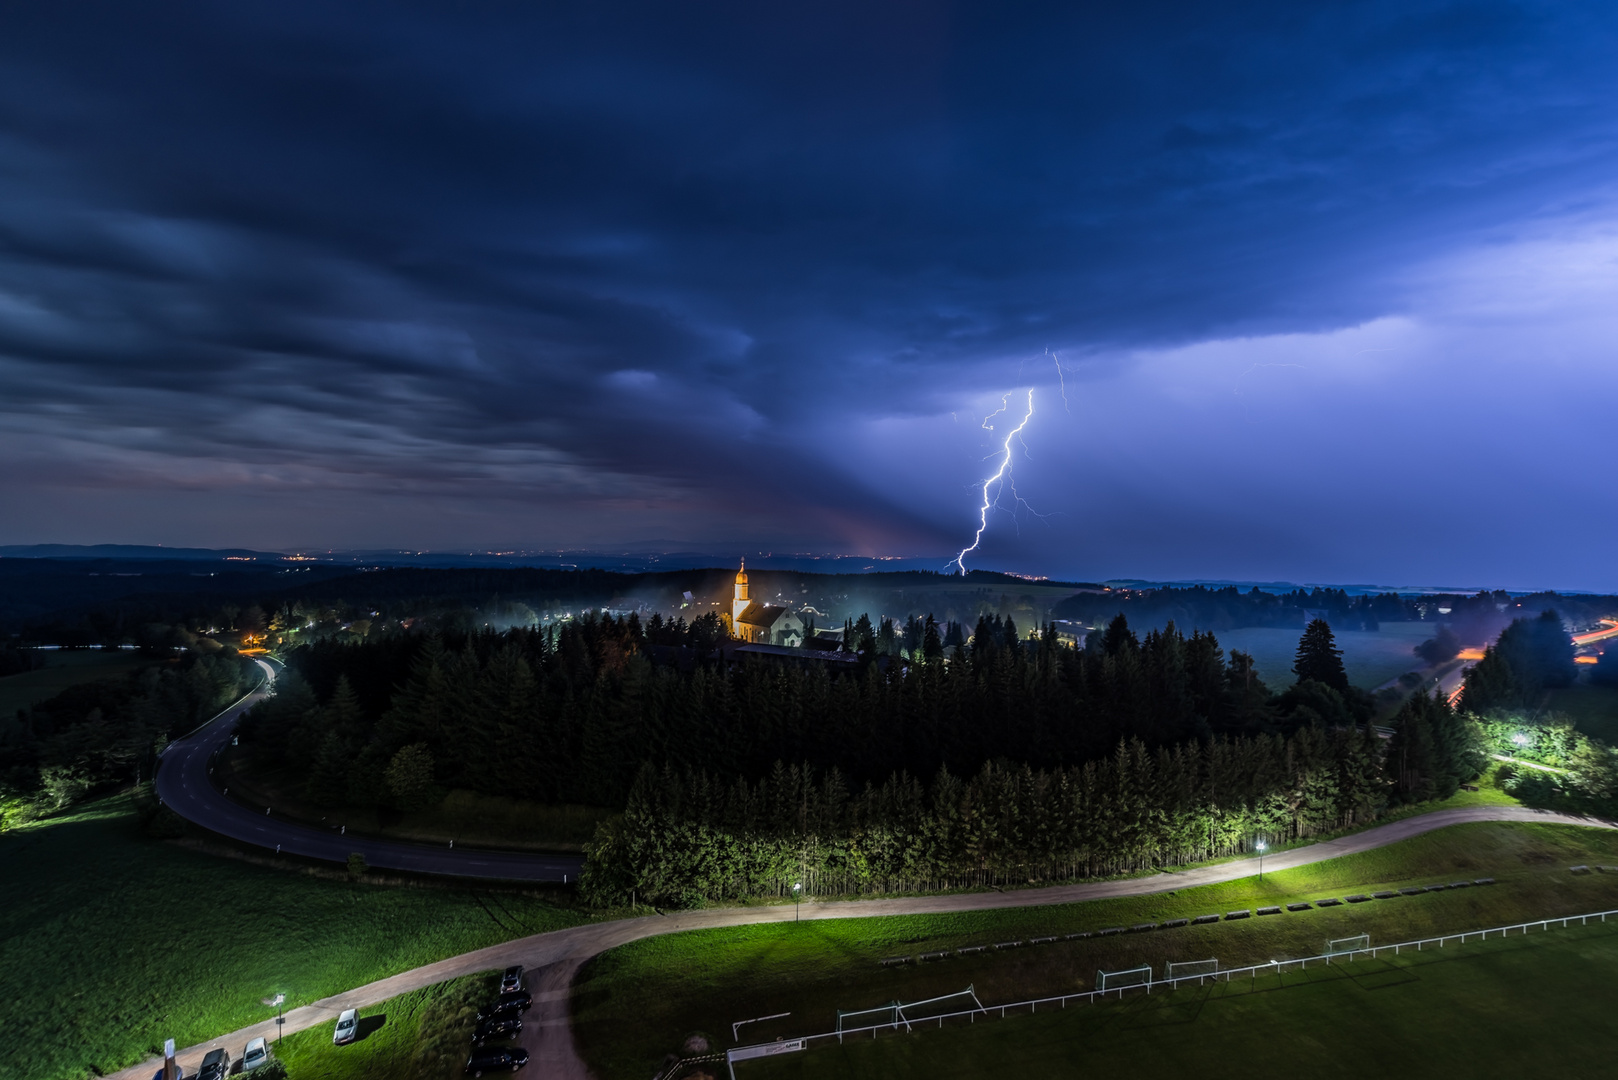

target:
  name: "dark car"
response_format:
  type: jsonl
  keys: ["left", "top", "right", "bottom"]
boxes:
{"left": 473, "top": 1013, "right": 523, "bottom": 1046}
{"left": 499, "top": 965, "right": 524, "bottom": 993}
{"left": 475, "top": 990, "right": 532, "bottom": 1022}
{"left": 196, "top": 1049, "right": 229, "bottom": 1080}
{"left": 465, "top": 1046, "right": 529, "bottom": 1076}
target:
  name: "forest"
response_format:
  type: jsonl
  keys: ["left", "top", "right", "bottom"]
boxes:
{"left": 0, "top": 650, "right": 258, "bottom": 819}
{"left": 238, "top": 611, "right": 1379, "bottom": 810}
{"left": 228, "top": 609, "right": 1504, "bottom": 903}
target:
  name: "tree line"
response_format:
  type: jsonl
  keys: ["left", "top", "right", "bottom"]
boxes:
{"left": 0, "top": 652, "right": 257, "bottom": 818}
{"left": 582, "top": 726, "right": 1394, "bottom": 904}
{"left": 1458, "top": 609, "right": 1577, "bottom": 715}
{"left": 240, "top": 612, "right": 1380, "bottom": 815}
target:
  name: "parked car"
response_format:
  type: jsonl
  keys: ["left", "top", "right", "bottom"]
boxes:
{"left": 242, "top": 1037, "right": 269, "bottom": 1072}
{"left": 473, "top": 1012, "right": 523, "bottom": 1046}
{"left": 475, "top": 991, "right": 532, "bottom": 1021}
{"left": 197, "top": 1049, "right": 229, "bottom": 1080}
{"left": 499, "top": 965, "right": 524, "bottom": 993}
{"left": 333, "top": 1008, "right": 359, "bottom": 1045}
{"left": 465, "top": 1046, "right": 529, "bottom": 1076}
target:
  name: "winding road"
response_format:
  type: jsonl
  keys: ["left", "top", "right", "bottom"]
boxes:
{"left": 155, "top": 659, "right": 584, "bottom": 883}
{"left": 112, "top": 802, "right": 1616, "bottom": 1080}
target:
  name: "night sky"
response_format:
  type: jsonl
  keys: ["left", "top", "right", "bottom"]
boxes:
{"left": 2, "top": 3, "right": 1616, "bottom": 589}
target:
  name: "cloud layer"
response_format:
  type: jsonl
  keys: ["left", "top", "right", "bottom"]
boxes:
{"left": 2, "top": 2, "right": 1617, "bottom": 587}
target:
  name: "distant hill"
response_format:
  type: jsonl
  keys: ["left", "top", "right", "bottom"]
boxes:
{"left": 0, "top": 544, "right": 282, "bottom": 561}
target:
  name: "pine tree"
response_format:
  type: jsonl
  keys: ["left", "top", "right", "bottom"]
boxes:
{"left": 1293, "top": 619, "right": 1349, "bottom": 692}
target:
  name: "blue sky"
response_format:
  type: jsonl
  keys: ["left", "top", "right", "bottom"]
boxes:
{"left": 1, "top": 2, "right": 1616, "bottom": 588}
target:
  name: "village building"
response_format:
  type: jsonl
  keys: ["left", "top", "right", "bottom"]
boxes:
{"left": 730, "top": 559, "right": 806, "bottom": 646}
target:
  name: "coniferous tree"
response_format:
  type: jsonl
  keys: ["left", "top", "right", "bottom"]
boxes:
{"left": 1293, "top": 619, "right": 1349, "bottom": 693}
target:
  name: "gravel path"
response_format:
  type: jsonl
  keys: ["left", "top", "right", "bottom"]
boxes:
{"left": 107, "top": 804, "right": 1614, "bottom": 1080}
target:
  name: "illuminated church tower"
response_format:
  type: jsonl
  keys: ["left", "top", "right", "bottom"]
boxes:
{"left": 732, "top": 558, "right": 751, "bottom": 624}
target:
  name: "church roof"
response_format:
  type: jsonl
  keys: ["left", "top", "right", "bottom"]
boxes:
{"left": 736, "top": 601, "right": 794, "bottom": 628}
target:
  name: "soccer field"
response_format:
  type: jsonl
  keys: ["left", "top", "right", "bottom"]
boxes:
{"left": 736, "top": 920, "right": 1618, "bottom": 1078}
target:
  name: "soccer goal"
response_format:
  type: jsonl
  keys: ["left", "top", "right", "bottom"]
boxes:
{"left": 836, "top": 1001, "right": 897, "bottom": 1034}
{"left": 1326, "top": 934, "right": 1370, "bottom": 958}
{"left": 1164, "top": 958, "right": 1219, "bottom": 982}
{"left": 1096, "top": 965, "right": 1153, "bottom": 993}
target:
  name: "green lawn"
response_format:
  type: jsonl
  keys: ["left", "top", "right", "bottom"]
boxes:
{"left": 573, "top": 822, "right": 1618, "bottom": 1080}
{"left": 271, "top": 971, "right": 495, "bottom": 1080}
{"left": 0, "top": 649, "right": 153, "bottom": 719}
{"left": 1214, "top": 622, "right": 1432, "bottom": 691}
{"left": 737, "top": 919, "right": 1618, "bottom": 1078}
{"left": 0, "top": 796, "right": 582, "bottom": 1080}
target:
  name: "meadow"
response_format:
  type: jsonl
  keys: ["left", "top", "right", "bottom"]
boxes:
{"left": 0, "top": 796, "right": 581, "bottom": 1080}
{"left": 735, "top": 918, "right": 1618, "bottom": 1078}
{"left": 270, "top": 971, "right": 496, "bottom": 1080}
{"left": 0, "top": 648, "right": 152, "bottom": 719}
{"left": 572, "top": 821, "right": 1618, "bottom": 1079}
{"left": 1215, "top": 621, "right": 1433, "bottom": 691}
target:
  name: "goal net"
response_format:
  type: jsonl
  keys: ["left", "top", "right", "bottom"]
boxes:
{"left": 836, "top": 1002, "right": 897, "bottom": 1034}
{"left": 1165, "top": 958, "right": 1219, "bottom": 980}
{"left": 1095, "top": 965, "right": 1152, "bottom": 992}
{"left": 1326, "top": 934, "right": 1370, "bottom": 956}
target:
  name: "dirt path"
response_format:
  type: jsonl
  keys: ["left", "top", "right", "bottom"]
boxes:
{"left": 108, "top": 805, "right": 1614, "bottom": 1080}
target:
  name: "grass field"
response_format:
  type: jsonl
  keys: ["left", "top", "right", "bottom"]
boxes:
{"left": 269, "top": 970, "right": 496, "bottom": 1080}
{"left": 735, "top": 919, "right": 1618, "bottom": 1078}
{"left": 0, "top": 796, "right": 582, "bottom": 1080}
{"left": 1215, "top": 622, "right": 1432, "bottom": 691}
{"left": 0, "top": 649, "right": 152, "bottom": 719}
{"left": 572, "top": 821, "right": 1618, "bottom": 1079}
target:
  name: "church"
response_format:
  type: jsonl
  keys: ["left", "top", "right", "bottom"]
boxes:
{"left": 730, "top": 559, "right": 805, "bottom": 646}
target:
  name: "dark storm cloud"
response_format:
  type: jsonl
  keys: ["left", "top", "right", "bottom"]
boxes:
{"left": 2, "top": 2, "right": 1617, "bottom": 577}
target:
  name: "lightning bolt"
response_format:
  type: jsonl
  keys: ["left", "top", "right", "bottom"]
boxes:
{"left": 1048, "top": 348, "right": 1070, "bottom": 412}
{"left": 947, "top": 387, "right": 1036, "bottom": 576}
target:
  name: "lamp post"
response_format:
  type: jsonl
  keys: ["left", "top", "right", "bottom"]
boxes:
{"left": 272, "top": 994, "right": 285, "bottom": 1045}
{"left": 1255, "top": 840, "right": 1268, "bottom": 882}
{"left": 792, "top": 881, "right": 802, "bottom": 923}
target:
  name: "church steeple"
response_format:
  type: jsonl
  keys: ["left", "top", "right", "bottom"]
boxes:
{"left": 732, "top": 558, "right": 751, "bottom": 624}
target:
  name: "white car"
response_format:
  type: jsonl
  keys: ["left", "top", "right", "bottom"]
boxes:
{"left": 242, "top": 1038, "right": 268, "bottom": 1072}
{"left": 334, "top": 1009, "right": 359, "bottom": 1045}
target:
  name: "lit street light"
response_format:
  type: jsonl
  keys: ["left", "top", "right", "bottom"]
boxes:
{"left": 272, "top": 994, "right": 285, "bottom": 1045}
{"left": 792, "top": 881, "right": 802, "bottom": 923}
{"left": 1255, "top": 840, "right": 1268, "bottom": 881}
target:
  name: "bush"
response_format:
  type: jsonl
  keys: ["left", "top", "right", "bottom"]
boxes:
{"left": 347, "top": 852, "right": 368, "bottom": 878}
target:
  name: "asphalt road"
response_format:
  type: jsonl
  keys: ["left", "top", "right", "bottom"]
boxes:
{"left": 109, "top": 803, "right": 1615, "bottom": 1080}
{"left": 154, "top": 658, "right": 584, "bottom": 883}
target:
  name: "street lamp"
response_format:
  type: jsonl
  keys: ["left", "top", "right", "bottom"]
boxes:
{"left": 272, "top": 994, "right": 285, "bottom": 1045}
{"left": 1255, "top": 840, "right": 1268, "bottom": 882}
{"left": 792, "top": 881, "right": 802, "bottom": 923}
